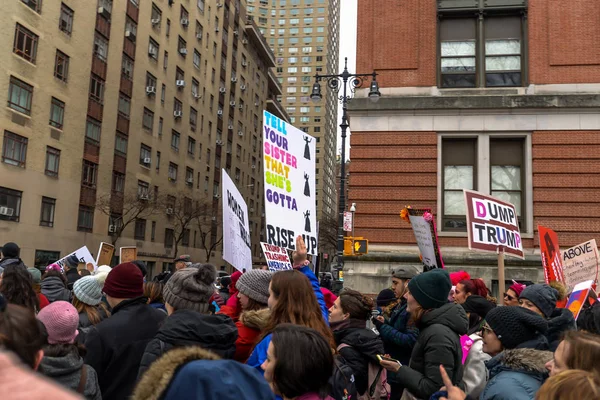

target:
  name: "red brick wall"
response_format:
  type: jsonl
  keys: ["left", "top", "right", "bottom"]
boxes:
{"left": 356, "top": 0, "right": 436, "bottom": 88}
{"left": 529, "top": 0, "right": 600, "bottom": 84}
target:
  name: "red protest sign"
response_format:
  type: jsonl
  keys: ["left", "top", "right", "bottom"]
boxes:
{"left": 464, "top": 190, "right": 524, "bottom": 259}
{"left": 538, "top": 225, "right": 564, "bottom": 284}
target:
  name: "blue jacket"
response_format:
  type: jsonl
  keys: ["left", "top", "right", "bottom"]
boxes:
{"left": 480, "top": 348, "right": 552, "bottom": 400}
{"left": 375, "top": 298, "right": 418, "bottom": 367}
{"left": 246, "top": 265, "right": 328, "bottom": 371}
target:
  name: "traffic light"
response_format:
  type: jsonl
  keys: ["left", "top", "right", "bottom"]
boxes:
{"left": 354, "top": 239, "right": 368, "bottom": 254}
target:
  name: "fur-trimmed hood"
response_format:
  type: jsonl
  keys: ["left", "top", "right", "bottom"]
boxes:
{"left": 486, "top": 348, "right": 552, "bottom": 380}
{"left": 239, "top": 307, "right": 270, "bottom": 330}
{"left": 133, "top": 347, "right": 221, "bottom": 400}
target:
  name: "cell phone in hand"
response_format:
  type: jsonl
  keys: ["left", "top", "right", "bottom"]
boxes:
{"left": 371, "top": 309, "right": 381, "bottom": 317}
{"left": 377, "top": 355, "right": 402, "bottom": 366}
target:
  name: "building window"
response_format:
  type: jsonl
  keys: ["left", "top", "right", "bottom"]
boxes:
{"left": 134, "top": 219, "right": 146, "bottom": 240}
{"left": 89, "top": 75, "right": 104, "bottom": 103}
{"left": 93, "top": 34, "right": 108, "bottom": 61}
{"left": 191, "top": 78, "right": 199, "bottom": 97}
{"left": 174, "top": 98, "right": 183, "bottom": 115}
{"left": 0, "top": 187, "right": 22, "bottom": 222}
{"left": 151, "top": 221, "right": 156, "bottom": 241}
{"left": 118, "top": 95, "right": 131, "bottom": 118}
{"left": 59, "top": 3, "right": 74, "bottom": 34}
{"left": 77, "top": 206, "right": 94, "bottom": 232}
{"left": 148, "top": 37, "right": 159, "bottom": 59}
{"left": 180, "top": 5, "right": 189, "bottom": 22}
{"left": 2, "top": 131, "right": 28, "bottom": 167}
{"left": 441, "top": 138, "right": 476, "bottom": 231}
{"left": 8, "top": 76, "right": 33, "bottom": 115}
{"left": 143, "top": 108, "right": 154, "bottom": 131}
{"left": 49, "top": 98, "right": 65, "bottom": 129}
{"left": 158, "top": 117, "right": 163, "bottom": 136}
{"left": 22, "top": 0, "right": 42, "bottom": 12}
{"left": 54, "top": 50, "right": 70, "bottom": 82}
{"left": 161, "top": 83, "right": 166, "bottom": 104}
{"left": 189, "top": 107, "right": 197, "bottom": 130}
{"left": 490, "top": 138, "right": 524, "bottom": 220}
{"left": 115, "top": 134, "right": 128, "bottom": 155}
{"left": 85, "top": 118, "right": 101, "bottom": 143}
{"left": 188, "top": 136, "right": 196, "bottom": 156}
{"left": 13, "top": 23, "right": 38, "bottom": 63}
{"left": 82, "top": 161, "right": 98, "bottom": 188}
{"left": 121, "top": 56, "right": 134, "bottom": 80}
{"left": 146, "top": 72, "right": 157, "bottom": 88}
{"left": 165, "top": 228, "right": 174, "bottom": 248}
{"left": 166, "top": 18, "right": 170, "bottom": 37}
{"left": 151, "top": 3, "right": 162, "bottom": 25}
{"left": 45, "top": 146, "right": 60, "bottom": 177}
{"left": 112, "top": 172, "right": 125, "bottom": 194}
{"left": 176, "top": 67, "right": 185, "bottom": 83}
{"left": 140, "top": 144, "right": 152, "bottom": 166}
{"left": 440, "top": 16, "right": 523, "bottom": 88}
{"left": 178, "top": 36, "right": 187, "bottom": 55}
{"left": 164, "top": 50, "right": 168, "bottom": 70}
{"left": 137, "top": 180, "right": 150, "bottom": 199}
{"left": 182, "top": 229, "right": 190, "bottom": 246}
{"left": 171, "top": 130, "right": 180, "bottom": 151}
{"left": 40, "top": 197, "right": 56, "bottom": 227}
{"left": 186, "top": 167, "right": 193, "bottom": 186}
{"left": 193, "top": 49, "right": 201, "bottom": 69}
{"left": 168, "top": 162, "right": 178, "bottom": 181}
{"left": 34, "top": 250, "right": 60, "bottom": 268}
{"left": 156, "top": 151, "right": 161, "bottom": 171}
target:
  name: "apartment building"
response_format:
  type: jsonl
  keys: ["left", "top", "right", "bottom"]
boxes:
{"left": 345, "top": 0, "right": 600, "bottom": 295}
{"left": 0, "top": 0, "right": 285, "bottom": 275}
{"left": 245, "top": 0, "right": 340, "bottom": 251}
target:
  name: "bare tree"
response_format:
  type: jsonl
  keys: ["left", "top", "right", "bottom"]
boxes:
{"left": 161, "top": 194, "right": 210, "bottom": 257}
{"left": 319, "top": 214, "right": 339, "bottom": 256}
{"left": 96, "top": 192, "right": 160, "bottom": 247}
{"left": 195, "top": 203, "right": 223, "bottom": 263}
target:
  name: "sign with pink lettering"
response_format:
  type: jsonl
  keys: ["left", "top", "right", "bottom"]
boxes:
{"left": 262, "top": 110, "right": 317, "bottom": 255}
{"left": 464, "top": 190, "right": 524, "bottom": 259}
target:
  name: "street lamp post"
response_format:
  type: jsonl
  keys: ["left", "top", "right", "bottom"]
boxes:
{"left": 311, "top": 57, "right": 380, "bottom": 283}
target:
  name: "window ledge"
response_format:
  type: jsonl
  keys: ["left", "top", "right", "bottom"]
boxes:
{"left": 7, "top": 108, "right": 32, "bottom": 119}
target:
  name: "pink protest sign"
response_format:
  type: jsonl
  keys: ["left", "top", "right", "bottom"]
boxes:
{"left": 464, "top": 190, "right": 524, "bottom": 259}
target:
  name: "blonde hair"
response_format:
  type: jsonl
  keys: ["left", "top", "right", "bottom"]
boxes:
{"left": 536, "top": 370, "right": 600, "bottom": 400}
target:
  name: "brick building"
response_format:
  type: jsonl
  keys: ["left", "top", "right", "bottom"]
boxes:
{"left": 345, "top": 0, "right": 600, "bottom": 295}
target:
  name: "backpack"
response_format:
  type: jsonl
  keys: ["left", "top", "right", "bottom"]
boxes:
{"left": 329, "top": 354, "right": 358, "bottom": 400}
{"left": 337, "top": 343, "right": 390, "bottom": 400}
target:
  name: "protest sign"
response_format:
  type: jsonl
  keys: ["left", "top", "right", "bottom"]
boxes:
{"left": 464, "top": 189, "right": 523, "bottom": 259}
{"left": 538, "top": 226, "right": 564, "bottom": 284}
{"left": 566, "top": 280, "right": 594, "bottom": 320}
{"left": 56, "top": 246, "right": 96, "bottom": 272}
{"left": 407, "top": 208, "right": 444, "bottom": 270}
{"left": 262, "top": 110, "right": 317, "bottom": 255}
{"left": 96, "top": 242, "right": 115, "bottom": 267}
{"left": 222, "top": 168, "right": 252, "bottom": 272}
{"left": 119, "top": 247, "right": 137, "bottom": 263}
{"left": 343, "top": 212, "right": 353, "bottom": 232}
{"left": 260, "top": 242, "right": 292, "bottom": 271}
{"left": 561, "top": 239, "right": 599, "bottom": 292}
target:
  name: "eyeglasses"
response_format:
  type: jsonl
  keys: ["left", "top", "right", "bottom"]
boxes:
{"left": 503, "top": 292, "right": 515, "bottom": 301}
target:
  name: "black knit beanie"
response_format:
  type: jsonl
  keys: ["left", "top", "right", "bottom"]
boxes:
{"left": 462, "top": 295, "right": 496, "bottom": 319}
{"left": 519, "top": 284, "right": 558, "bottom": 318}
{"left": 486, "top": 306, "right": 548, "bottom": 349}
{"left": 407, "top": 268, "right": 451, "bottom": 310}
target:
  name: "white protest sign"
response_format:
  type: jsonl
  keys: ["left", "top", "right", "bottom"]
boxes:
{"left": 260, "top": 242, "right": 292, "bottom": 271}
{"left": 408, "top": 214, "right": 440, "bottom": 269}
{"left": 56, "top": 246, "right": 97, "bottom": 271}
{"left": 263, "top": 110, "right": 317, "bottom": 255}
{"left": 222, "top": 168, "right": 252, "bottom": 272}
{"left": 561, "top": 239, "right": 599, "bottom": 291}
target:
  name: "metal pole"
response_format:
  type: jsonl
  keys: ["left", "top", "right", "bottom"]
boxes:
{"left": 351, "top": 209, "right": 355, "bottom": 255}
{"left": 337, "top": 62, "right": 349, "bottom": 279}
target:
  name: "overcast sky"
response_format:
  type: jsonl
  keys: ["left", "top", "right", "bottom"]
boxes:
{"left": 336, "top": 0, "right": 357, "bottom": 157}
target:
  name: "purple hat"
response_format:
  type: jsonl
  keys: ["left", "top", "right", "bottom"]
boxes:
{"left": 37, "top": 301, "right": 79, "bottom": 344}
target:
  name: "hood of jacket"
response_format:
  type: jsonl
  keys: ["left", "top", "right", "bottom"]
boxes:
{"left": 155, "top": 310, "right": 238, "bottom": 355}
{"left": 41, "top": 277, "right": 71, "bottom": 301}
{"left": 420, "top": 302, "right": 469, "bottom": 335}
{"left": 39, "top": 350, "right": 83, "bottom": 379}
{"left": 239, "top": 307, "right": 270, "bottom": 330}
{"left": 133, "top": 346, "right": 222, "bottom": 400}
{"left": 0, "top": 257, "right": 26, "bottom": 270}
{"left": 546, "top": 308, "right": 576, "bottom": 345}
{"left": 486, "top": 348, "right": 552, "bottom": 381}
{"left": 334, "top": 327, "right": 385, "bottom": 363}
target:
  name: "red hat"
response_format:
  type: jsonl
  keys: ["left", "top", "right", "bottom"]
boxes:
{"left": 509, "top": 281, "right": 527, "bottom": 297}
{"left": 450, "top": 271, "right": 471, "bottom": 286}
{"left": 320, "top": 287, "right": 337, "bottom": 310}
{"left": 102, "top": 262, "right": 143, "bottom": 299}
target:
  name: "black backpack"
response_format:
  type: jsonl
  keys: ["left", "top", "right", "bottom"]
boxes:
{"left": 329, "top": 354, "right": 358, "bottom": 400}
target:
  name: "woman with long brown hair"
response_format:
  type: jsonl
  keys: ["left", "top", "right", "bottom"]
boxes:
{"left": 72, "top": 275, "right": 110, "bottom": 342}
{"left": 545, "top": 330, "right": 600, "bottom": 378}
{"left": 246, "top": 235, "right": 333, "bottom": 372}
{"left": 0, "top": 264, "right": 40, "bottom": 313}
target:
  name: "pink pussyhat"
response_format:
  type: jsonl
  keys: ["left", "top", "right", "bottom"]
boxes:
{"left": 36, "top": 301, "right": 79, "bottom": 344}
{"left": 45, "top": 263, "right": 63, "bottom": 273}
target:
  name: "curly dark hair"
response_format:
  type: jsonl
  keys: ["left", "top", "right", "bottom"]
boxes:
{"left": 339, "top": 288, "right": 375, "bottom": 320}
{"left": 0, "top": 264, "right": 39, "bottom": 312}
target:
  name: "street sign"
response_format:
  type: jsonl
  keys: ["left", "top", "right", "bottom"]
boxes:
{"left": 343, "top": 211, "right": 353, "bottom": 231}
{"left": 354, "top": 239, "right": 368, "bottom": 254}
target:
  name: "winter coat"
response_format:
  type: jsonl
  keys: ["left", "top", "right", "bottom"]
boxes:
{"left": 76, "top": 307, "right": 109, "bottom": 344}
{"left": 233, "top": 308, "right": 271, "bottom": 362}
{"left": 149, "top": 302, "right": 167, "bottom": 314}
{"left": 376, "top": 298, "right": 419, "bottom": 370}
{"left": 0, "top": 257, "right": 26, "bottom": 272}
{"left": 84, "top": 296, "right": 166, "bottom": 400}
{"left": 38, "top": 293, "right": 50, "bottom": 310}
{"left": 65, "top": 268, "right": 82, "bottom": 290}
{"left": 334, "top": 326, "right": 385, "bottom": 395}
{"left": 460, "top": 333, "right": 490, "bottom": 399}
{"left": 133, "top": 346, "right": 275, "bottom": 400}
{"left": 546, "top": 308, "right": 576, "bottom": 351}
{"left": 480, "top": 348, "right": 553, "bottom": 400}
{"left": 39, "top": 350, "right": 101, "bottom": 399}
{"left": 394, "top": 302, "right": 469, "bottom": 400}
{"left": 41, "top": 276, "right": 72, "bottom": 303}
{"left": 137, "top": 309, "right": 237, "bottom": 379}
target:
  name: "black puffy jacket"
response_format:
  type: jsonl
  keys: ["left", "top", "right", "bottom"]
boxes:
{"left": 137, "top": 309, "right": 237, "bottom": 380}
{"left": 546, "top": 308, "right": 576, "bottom": 351}
{"left": 334, "top": 325, "right": 385, "bottom": 395}
{"left": 395, "top": 302, "right": 468, "bottom": 400}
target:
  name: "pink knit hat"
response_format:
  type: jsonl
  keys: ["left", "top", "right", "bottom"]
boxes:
{"left": 36, "top": 301, "right": 79, "bottom": 344}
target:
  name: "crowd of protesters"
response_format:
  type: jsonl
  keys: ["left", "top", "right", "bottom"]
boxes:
{"left": 0, "top": 240, "right": 599, "bottom": 400}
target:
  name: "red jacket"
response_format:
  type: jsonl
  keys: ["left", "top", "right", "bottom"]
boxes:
{"left": 219, "top": 305, "right": 270, "bottom": 362}
{"left": 38, "top": 293, "right": 50, "bottom": 310}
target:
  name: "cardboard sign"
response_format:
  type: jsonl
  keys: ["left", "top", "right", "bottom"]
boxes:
{"left": 260, "top": 242, "right": 292, "bottom": 271}
{"left": 464, "top": 190, "right": 523, "bottom": 259}
{"left": 407, "top": 208, "right": 444, "bottom": 270}
{"left": 119, "top": 247, "right": 137, "bottom": 263}
{"left": 538, "top": 226, "right": 564, "bottom": 284}
{"left": 96, "top": 242, "right": 115, "bottom": 267}
{"left": 263, "top": 110, "right": 317, "bottom": 255}
{"left": 566, "top": 280, "right": 594, "bottom": 320}
{"left": 222, "top": 169, "right": 252, "bottom": 272}
{"left": 56, "top": 246, "right": 96, "bottom": 272}
{"left": 561, "top": 239, "right": 600, "bottom": 292}
{"left": 343, "top": 211, "right": 353, "bottom": 232}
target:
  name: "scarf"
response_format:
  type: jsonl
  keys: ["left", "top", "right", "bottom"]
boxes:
{"left": 330, "top": 318, "right": 367, "bottom": 332}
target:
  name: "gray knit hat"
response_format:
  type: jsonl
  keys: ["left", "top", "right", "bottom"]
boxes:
{"left": 163, "top": 263, "right": 217, "bottom": 313}
{"left": 519, "top": 284, "right": 558, "bottom": 318}
{"left": 27, "top": 267, "right": 42, "bottom": 284}
{"left": 73, "top": 276, "right": 103, "bottom": 306}
{"left": 236, "top": 269, "right": 273, "bottom": 304}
